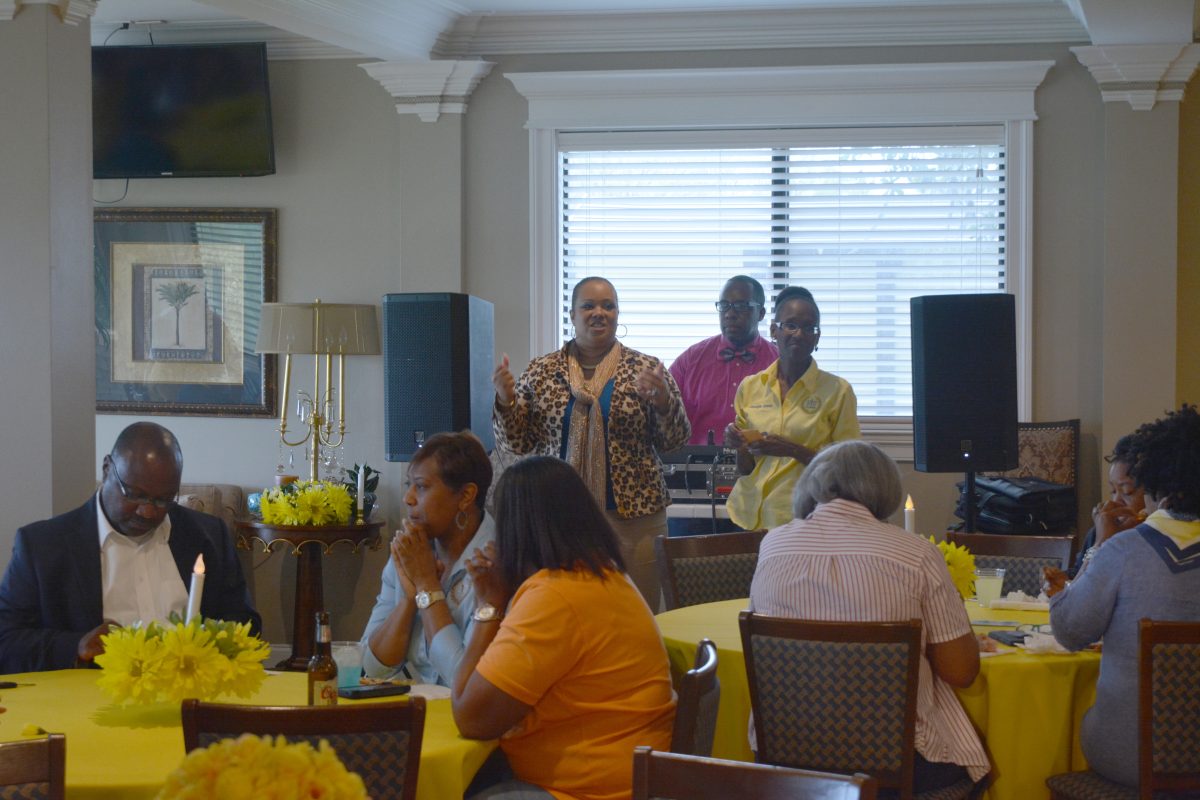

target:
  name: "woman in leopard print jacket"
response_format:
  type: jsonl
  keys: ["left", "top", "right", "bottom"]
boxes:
{"left": 492, "top": 277, "right": 690, "bottom": 606}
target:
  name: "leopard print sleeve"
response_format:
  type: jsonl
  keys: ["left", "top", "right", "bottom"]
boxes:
{"left": 492, "top": 351, "right": 570, "bottom": 457}
{"left": 651, "top": 362, "right": 691, "bottom": 453}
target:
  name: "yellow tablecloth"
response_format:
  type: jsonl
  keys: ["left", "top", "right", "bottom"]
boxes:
{"left": 657, "top": 598, "right": 1101, "bottom": 800}
{"left": 0, "top": 669, "right": 496, "bottom": 800}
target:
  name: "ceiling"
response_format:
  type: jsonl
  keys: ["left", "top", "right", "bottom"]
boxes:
{"left": 87, "top": 0, "right": 1196, "bottom": 62}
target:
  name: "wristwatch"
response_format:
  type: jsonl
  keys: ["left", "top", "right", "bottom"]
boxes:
{"left": 414, "top": 589, "right": 446, "bottom": 609}
{"left": 472, "top": 604, "right": 502, "bottom": 623}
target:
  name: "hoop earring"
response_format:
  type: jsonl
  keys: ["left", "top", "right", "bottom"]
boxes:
{"left": 616, "top": 324, "right": 628, "bottom": 339}
{"left": 454, "top": 509, "right": 468, "bottom": 530}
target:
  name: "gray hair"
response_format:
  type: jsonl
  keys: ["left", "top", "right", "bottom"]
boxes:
{"left": 792, "top": 440, "right": 903, "bottom": 521}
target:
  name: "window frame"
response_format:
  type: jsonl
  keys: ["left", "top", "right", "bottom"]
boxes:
{"left": 508, "top": 61, "right": 1052, "bottom": 460}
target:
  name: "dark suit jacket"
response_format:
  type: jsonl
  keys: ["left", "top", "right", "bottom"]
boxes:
{"left": 0, "top": 497, "right": 262, "bottom": 673}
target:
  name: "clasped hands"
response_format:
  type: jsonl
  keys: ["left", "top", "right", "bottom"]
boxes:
{"left": 391, "top": 521, "right": 445, "bottom": 600}
{"left": 1092, "top": 499, "right": 1144, "bottom": 546}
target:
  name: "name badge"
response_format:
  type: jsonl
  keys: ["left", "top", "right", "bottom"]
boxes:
{"left": 802, "top": 396, "right": 821, "bottom": 413}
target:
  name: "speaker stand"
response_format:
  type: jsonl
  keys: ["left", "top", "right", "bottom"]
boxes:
{"left": 962, "top": 470, "right": 978, "bottom": 533}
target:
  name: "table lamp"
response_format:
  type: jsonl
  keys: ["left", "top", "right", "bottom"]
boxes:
{"left": 255, "top": 300, "right": 380, "bottom": 482}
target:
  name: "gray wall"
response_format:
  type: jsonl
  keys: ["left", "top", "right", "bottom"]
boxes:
{"left": 0, "top": 34, "right": 1181, "bottom": 647}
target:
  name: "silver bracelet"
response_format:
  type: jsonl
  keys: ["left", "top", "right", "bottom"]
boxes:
{"left": 1081, "top": 545, "right": 1099, "bottom": 568}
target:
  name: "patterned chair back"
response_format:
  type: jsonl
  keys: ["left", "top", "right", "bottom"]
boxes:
{"left": 670, "top": 639, "right": 720, "bottom": 757}
{"left": 0, "top": 735, "right": 65, "bottom": 800}
{"left": 947, "top": 533, "right": 1073, "bottom": 596}
{"left": 739, "top": 612, "right": 922, "bottom": 797}
{"left": 656, "top": 530, "right": 767, "bottom": 610}
{"left": 632, "top": 746, "right": 878, "bottom": 800}
{"left": 182, "top": 698, "right": 425, "bottom": 800}
{"left": 1140, "top": 619, "right": 1200, "bottom": 796}
{"left": 990, "top": 419, "right": 1080, "bottom": 535}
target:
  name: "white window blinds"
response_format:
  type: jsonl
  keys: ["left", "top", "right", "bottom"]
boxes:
{"left": 557, "top": 126, "right": 1007, "bottom": 418}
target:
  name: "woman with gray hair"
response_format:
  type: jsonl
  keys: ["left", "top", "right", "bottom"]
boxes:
{"left": 749, "top": 440, "right": 990, "bottom": 794}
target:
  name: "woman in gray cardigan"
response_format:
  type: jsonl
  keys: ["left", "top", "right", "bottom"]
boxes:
{"left": 1049, "top": 404, "right": 1200, "bottom": 787}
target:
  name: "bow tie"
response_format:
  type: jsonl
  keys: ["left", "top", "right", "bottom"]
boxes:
{"left": 719, "top": 348, "right": 756, "bottom": 364}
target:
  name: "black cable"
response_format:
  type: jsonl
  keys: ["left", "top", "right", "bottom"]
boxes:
{"left": 101, "top": 22, "right": 129, "bottom": 46}
{"left": 93, "top": 179, "right": 130, "bottom": 204}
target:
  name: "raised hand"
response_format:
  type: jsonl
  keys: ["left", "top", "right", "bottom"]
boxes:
{"left": 635, "top": 361, "right": 671, "bottom": 414}
{"left": 493, "top": 353, "right": 516, "bottom": 407}
{"left": 1093, "top": 499, "right": 1143, "bottom": 546}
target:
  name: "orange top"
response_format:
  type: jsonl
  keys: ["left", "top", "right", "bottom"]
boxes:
{"left": 476, "top": 568, "right": 675, "bottom": 800}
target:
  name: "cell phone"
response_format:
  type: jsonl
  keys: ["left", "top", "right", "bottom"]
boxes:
{"left": 337, "top": 683, "right": 412, "bottom": 700}
{"left": 987, "top": 630, "right": 1028, "bottom": 647}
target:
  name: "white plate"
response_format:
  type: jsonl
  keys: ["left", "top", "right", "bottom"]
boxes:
{"left": 988, "top": 599, "right": 1050, "bottom": 611}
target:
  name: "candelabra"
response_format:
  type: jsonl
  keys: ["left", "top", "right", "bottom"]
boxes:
{"left": 255, "top": 300, "right": 380, "bottom": 482}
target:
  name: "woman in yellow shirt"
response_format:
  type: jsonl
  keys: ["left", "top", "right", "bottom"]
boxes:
{"left": 724, "top": 286, "right": 860, "bottom": 531}
{"left": 451, "top": 456, "right": 675, "bottom": 800}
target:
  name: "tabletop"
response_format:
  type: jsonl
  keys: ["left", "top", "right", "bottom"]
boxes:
{"left": 656, "top": 597, "right": 1100, "bottom": 800}
{"left": 0, "top": 669, "right": 495, "bottom": 800}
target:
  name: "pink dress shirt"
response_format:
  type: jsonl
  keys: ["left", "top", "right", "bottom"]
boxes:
{"left": 669, "top": 334, "right": 778, "bottom": 446}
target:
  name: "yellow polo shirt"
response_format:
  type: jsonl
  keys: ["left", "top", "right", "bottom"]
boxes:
{"left": 726, "top": 360, "right": 860, "bottom": 530}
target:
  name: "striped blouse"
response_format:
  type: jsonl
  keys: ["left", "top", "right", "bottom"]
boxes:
{"left": 749, "top": 498, "right": 990, "bottom": 781}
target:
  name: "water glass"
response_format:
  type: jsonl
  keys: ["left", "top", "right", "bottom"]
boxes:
{"left": 331, "top": 641, "right": 363, "bottom": 688}
{"left": 974, "top": 567, "right": 1006, "bottom": 608}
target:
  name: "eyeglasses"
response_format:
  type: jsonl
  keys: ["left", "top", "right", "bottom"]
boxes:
{"left": 777, "top": 322, "right": 820, "bottom": 336}
{"left": 110, "top": 463, "right": 176, "bottom": 510}
{"left": 715, "top": 301, "right": 762, "bottom": 313}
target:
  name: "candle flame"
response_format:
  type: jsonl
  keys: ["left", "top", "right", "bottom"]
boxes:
{"left": 193, "top": 554, "right": 206, "bottom": 575}
{"left": 905, "top": 494, "right": 915, "bottom": 511}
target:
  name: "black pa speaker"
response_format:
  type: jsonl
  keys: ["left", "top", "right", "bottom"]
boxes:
{"left": 383, "top": 293, "right": 495, "bottom": 460}
{"left": 911, "top": 293, "right": 1017, "bottom": 473}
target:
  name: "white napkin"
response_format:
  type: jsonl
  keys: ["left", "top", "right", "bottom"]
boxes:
{"left": 988, "top": 588, "right": 1050, "bottom": 611}
{"left": 1020, "top": 631, "right": 1070, "bottom": 654}
{"left": 408, "top": 683, "right": 452, "bottom": 700}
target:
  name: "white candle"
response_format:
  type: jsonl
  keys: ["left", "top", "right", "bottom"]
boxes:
{"left": 185, "top": 554, "right": 205, "bottom": 624}
{"left": 356, "top": 467, "right": 365, "bottom": 521}
{"left": 904, "top": 495, "right": 916, "bottom": 535}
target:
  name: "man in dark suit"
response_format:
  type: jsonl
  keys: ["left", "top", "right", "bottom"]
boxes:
{"left": 0, "top": 422, "right": 261, "bottom": 673}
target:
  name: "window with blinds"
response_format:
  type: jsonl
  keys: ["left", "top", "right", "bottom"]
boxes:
{"left": 557, "top": 126, "right": 1007, "bottom": 418}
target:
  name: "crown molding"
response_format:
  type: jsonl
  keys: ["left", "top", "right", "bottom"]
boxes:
{"left": 4, "top": 0, "right": 96, "bottom": 24}
{"left": 438, "top": 2, "right": 1088, "bottom": 57}
{"left": 361, "top": 59, "right": 495, "bottom": 122}
{"left": 90, "top": 19, "right": 361, "bottom": 59}
{"left": 1071, "top": 43, "right": 1200, "bottom": 110}
{"left": 507, "top": 61, "right": 1054, "bottom": 130}
{"left": 193, "top": 0, "right": 458, "bottom": 61}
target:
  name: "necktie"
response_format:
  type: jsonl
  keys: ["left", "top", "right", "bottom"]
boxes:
{"left": 719, "top": 348, "right": 756, "bottom": 364}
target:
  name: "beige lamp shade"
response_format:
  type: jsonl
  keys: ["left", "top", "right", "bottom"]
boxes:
{"left": 256, "top": 302, "right": 380, "bottom": 355}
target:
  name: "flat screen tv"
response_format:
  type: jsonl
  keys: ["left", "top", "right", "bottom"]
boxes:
{"left": 92, "top": 42, "right": 275, "bottom": 179}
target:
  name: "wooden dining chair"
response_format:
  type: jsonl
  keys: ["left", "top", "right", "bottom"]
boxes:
{"left": 181, "top": 697, "right": 425, "bottom": 800}
{"left": 670, "top": 638, "right": 720, "bottom": 757}
{"left": 1046, "top": 619, "right": 1200, "bottom": 800}
{"left": 656, "top": 529, "right": 767, "bottom": 610}
{"left": 739, "top": 612, "right": 974, "bottom": 800}
{"left": 946, "top": 532, "right": 1074, "bottom": 595}
{"left": 0, "top": 734, "right": 65, "bottom": 800}
{"left": 633, "top": 746, "right": 877, "bottom": 800}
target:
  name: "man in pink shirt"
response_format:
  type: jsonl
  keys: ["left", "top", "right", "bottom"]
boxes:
{"left": 669, "top": 275, "right": 778, "bottom": 446}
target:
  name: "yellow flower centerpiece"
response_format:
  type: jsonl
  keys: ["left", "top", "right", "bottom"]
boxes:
{"left": 259, "top": 480, "right": 353, "bottom": 526}
{"left": 95, "top": 617, "right": 270, "bottom": 705}
{"left": 929, "top": 536, "right": 977, "bottom": 600}
{"left": 158, "top": 734, "right": 367, "bottom": 800}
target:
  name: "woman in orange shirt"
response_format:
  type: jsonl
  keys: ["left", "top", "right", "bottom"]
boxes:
{"left": 451, "top": 456, "right": 675, "bottom": 800}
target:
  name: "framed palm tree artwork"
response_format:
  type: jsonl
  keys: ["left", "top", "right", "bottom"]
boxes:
{"left": 94, "top": 207, "right": 277, "bottom": 416}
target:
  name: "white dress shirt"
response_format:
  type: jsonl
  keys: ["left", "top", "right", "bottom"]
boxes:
{"left": 95, "top": 495, "right": 188, "bottom": 626}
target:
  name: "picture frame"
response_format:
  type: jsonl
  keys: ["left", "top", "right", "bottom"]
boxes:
{"left": 94, "top": 207, "right": 278, "bottom": 417}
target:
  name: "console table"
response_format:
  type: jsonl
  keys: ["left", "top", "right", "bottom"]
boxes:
{"left": 235, "top": 520, "right": 382, "bottom": 671}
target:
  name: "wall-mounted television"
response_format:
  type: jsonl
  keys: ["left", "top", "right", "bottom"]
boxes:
{"left": 92, "top": 42, "right": 276, "bottom": 179}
